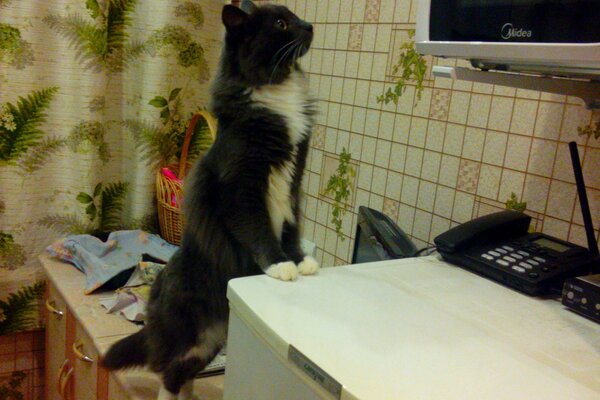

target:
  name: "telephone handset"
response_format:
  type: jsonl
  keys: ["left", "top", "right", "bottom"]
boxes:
{"left": 434, "top": 210, "right": 598, "bottom": 295}
{"left": 434, "top": 211, "right": 530, "bottom": 253}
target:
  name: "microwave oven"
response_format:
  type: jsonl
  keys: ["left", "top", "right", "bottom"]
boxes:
{"left": 416, "top": 0, "right": 600, "bottom": 78}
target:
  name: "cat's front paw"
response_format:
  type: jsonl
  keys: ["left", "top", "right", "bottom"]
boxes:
{"left": 265, "top": 261, "right": 298, "bottom": 281}
{"left": 298, "top": 256, "right": 319, "bottom": 275}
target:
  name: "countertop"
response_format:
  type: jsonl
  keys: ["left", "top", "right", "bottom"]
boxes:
{"left": 227, "top": 256, "right": 600, "bottom": 400}
{"left": 40, "top": 254, "right": 224, "bottom": 399}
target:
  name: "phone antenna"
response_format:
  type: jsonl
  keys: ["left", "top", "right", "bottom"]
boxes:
{"left": 569, "top": 141, "right": 599, "bottom": 260}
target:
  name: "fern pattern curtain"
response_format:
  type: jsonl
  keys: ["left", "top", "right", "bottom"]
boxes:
{"left": 0, "top": 0, "right": 224, "bottom": 338}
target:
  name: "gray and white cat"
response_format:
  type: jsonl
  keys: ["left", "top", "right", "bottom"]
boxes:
{"left": 102, "top": 2, "right": 317, "bottom": 399}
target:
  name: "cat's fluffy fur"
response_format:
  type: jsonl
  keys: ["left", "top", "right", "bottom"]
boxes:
{"left": 102, "top": 2, "right": 317, "bottom": 399}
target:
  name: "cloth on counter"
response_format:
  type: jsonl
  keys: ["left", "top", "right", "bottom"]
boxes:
{"left": 99, "top": 261, "right": 165, "bottom": 323}
{"left": 46, "top": 230, "right": 177, "bottom": 294}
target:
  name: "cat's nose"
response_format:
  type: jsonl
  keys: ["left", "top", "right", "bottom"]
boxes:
{"left": 302, "top": 22, "right": 313, "bottom": 33}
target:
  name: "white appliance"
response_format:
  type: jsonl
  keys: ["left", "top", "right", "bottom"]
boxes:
{"left": 416, "top": 0, "right": 600, "bottom": 78}
{"left": 223, "top": 257, "right": 600, "bottom": 400}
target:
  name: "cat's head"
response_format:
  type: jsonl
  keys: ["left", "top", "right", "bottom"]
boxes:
{"left": 221, "top": 1, "right": 313, "bottom": 86}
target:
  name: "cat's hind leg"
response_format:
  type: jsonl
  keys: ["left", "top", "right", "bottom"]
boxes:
{"left": 161, "top": 322, "right": 227, "bottom": 399}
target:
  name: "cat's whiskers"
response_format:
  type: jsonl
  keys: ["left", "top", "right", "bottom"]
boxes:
{"left": 269, "top": 41, "right": 302, "bottom": 84}
{"left": 272, "top": 39, "right": 299, "bottom": 62}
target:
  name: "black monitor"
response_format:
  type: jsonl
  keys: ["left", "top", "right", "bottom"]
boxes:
{"left": 351, "top": 206, "right": 418, "bottom": 264}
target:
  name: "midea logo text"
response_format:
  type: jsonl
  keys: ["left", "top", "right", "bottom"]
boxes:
{"left": 501, "top": 23, "right": 532, "bottom": 39}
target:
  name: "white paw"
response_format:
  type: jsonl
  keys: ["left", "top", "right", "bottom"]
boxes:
{"left": 265, "top": 261, "right": 298, "bottom": 281}
{"left": 298, "top": 256, "right": 320, "bottom": 275}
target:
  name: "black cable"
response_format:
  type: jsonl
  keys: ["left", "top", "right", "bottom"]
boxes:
{"left": 413, "top": 245, "right": 437, "bottom": 257}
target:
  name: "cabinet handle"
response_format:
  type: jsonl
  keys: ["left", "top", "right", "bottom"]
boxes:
{"left": 57, "top": 359, "right": 69, "bottom": 398}
{"left": 73, "top": 340, "right": 94, "bottom": 363}
{"left": 45, "top": 299, "right": 64, "bottom": 317}
{"left": 60, "top": 366, "right": 74, "bottom": 400}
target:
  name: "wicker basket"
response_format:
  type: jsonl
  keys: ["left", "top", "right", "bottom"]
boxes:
{"left": 156, "top": 110, "right": 217, "bottom": 245}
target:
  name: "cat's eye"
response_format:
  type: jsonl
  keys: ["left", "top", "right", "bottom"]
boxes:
{"left": 276, "top": 19, "right": 287, "bottom": 30}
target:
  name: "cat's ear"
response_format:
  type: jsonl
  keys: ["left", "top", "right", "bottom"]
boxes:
{"left": 240, "top": 0, "right": 258, "bottom": 14}
{"left": 222, "top": 5, "right": 248, "bottom": 31}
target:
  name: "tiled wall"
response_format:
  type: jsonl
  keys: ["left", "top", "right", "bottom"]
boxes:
{"left": 0, "top": 330, "right": 45, "bottom": 400}
{"left": 253, "top": 1, "right": 600, "bottom": 266}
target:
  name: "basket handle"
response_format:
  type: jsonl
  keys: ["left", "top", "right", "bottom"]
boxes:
{"left": 178, "top": 110, "right": 218, "bottom": 179}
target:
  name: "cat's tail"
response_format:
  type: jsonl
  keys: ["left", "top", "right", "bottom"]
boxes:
{"left": 101, "top": 328, "right": 148, "bottom": 370}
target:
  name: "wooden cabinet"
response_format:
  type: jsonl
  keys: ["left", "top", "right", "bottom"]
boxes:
{"left": 41, "top": 255, "right": 224, "bottom": 400}
{"left": 45, "top": 277, "right": 114, "bottom": 400}
{"left": 45, "top": 283, "right": 67, "bottom": 400}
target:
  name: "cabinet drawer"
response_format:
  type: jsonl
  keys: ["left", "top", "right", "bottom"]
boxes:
{"left": 46, "top": 283, "right": 67, "bottom": 400}
{"left": 72, "top": 323, "right": 99, "bottom": 399}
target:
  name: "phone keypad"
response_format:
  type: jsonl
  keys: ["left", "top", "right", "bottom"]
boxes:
{"left": 478, "top": 243, "right": 558, "bottom": 279}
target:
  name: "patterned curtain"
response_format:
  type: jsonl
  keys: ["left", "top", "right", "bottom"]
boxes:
{"left": 0, "top": 0, "right": 224, "bottom": 389}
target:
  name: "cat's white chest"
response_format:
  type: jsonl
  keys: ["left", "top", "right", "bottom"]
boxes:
{"left": 267, "top": 158, "right": 296, "bottom": 239}
{"left": 251, "top": 72, "right": 312, "bottom": 238}
{"left": 251, "top": 71, "right": 312, "bottom": 146}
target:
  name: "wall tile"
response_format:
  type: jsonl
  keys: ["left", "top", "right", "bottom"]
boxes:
{"left": 398, "top": 203, "right": 416, "bottom": 234}
{"left": 379, "top": 111, "right": 395, "bottom": 141}
{"left": 583, "top": 148, "right": 600, "bottom": 189}
{"left": 348, "top": 24, "right": 364, "bottom": 50}
{"left": 364, "top": 0, "right": 382, "bottom": 22}
{"left": 452, "top": 191, "right": 474, "bottom": 223}
{"left": 448, "top": 91, "right": 471, "bottom": 124}
{"left": 488, "top": 96, "right": 514, "bottom": 132}
{"left": 383, "top": 197, "right": 400, "bottom": 220}
{"left": 371, "top": 53, "right": 388, "bottom": 81}
{"left": 372, "top": 167, "right": 388, "bottom": 195}
{"left": 522, "top": 175, "right": 550, "bottom": 213}
{"left": 417, "top": 181, "right": 436, "bottom": 212}
{"left": 393, "top": 114, "right": 411, "bottom": 144}
{"left": 401, "top": 175, "right": 419, "bottom": 206}
{"left": 375, "top": 139, "right": 392, "bottom": 168}
{"left": 429, "top": 89, "right": 451, "bottom": 121}
{"left": 358, "top": 163, "right": 374, "bottom": 190}
{"left": 405, "top": 147, "right": 424, "bottom": 177}
{"left": 552, "top": 142, "right": 579, "bottom": 183}
{"left": 510, "top": 99, "right": 538, "bottom": 135}
{"left": 389, "top": 143, "right": 407, "bottom": 172}
{"left": 443, "top": 123, "right": 466, "bottom": 156}
{"left": 413, "top": 209, "right": 433, "bottom": 241}
{"left": 425, "top": 120, "right": 446, "bottom": 152}
{"left": 361, "top": 136, "right": 377, "bottom": 163}
{"left": 375, "top": 25, "right": 392, "bottom": 52}
{"left": 439, "top": 155, "right": 460, "bottom": 187}
{"left": 421, "top": 150, "right": 441, "bottom": 182}
{"left": 498, "top": 170, "right": 525, "bottom": 201}
{"left": 385, "top": 171, "right": 403, "bottom": 200}
{"left": 408, "top": 117, "right": 428, "bottom": 148}
{"left": 358, "top": 53, "right": 375, "bottom": 80}
{"left": 355, "top": 80, "right": 371, "bottom": 110}
{"left": 434, "top": 186, "right": 456, "bottom": 219}
{"left": 369, "top": 193, "right": 384, "bottom": 210}
{"left": 546, "top": 180, "right": 576, "bottom": 220}
{"left": 430, "top": 215, "right": 451, "bottom": 242}
{"left": 467, "top": 94, "right": 491, "bottom": 128}
{"left": 527, "top": 139, "right": 557, "bottom": 177}
{"left": 477, "top": 165, "right": 502, "bottom": 200}
{"left": 483, "top": 130, "right": 508, "bottom": 166}
{"left": 462, "top": 127, "right": 486, "bottom": 161}
{"left": 504, "top": 135, "right": 532, "bottom": 171}
{"left": 342, "top": 79, "right": 357, "bottom": 104}
{"left": 351, "top": 0, "right": 367, "bottom": 22}
{"left": 534, "top": 101, "right": 564, "bottom": 140}
{"left": 362, "top": 24, "right": 378, "bottom": 50}
{"left": 351, "top": 107, "right": 367, "bottom": 133}
{"left": 457, "top": 159, "right": 481, "bottom": 194}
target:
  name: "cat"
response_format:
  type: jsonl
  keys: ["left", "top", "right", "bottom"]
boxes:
{"left": 101, "top": 1, "right": 318, "bottom": 399}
